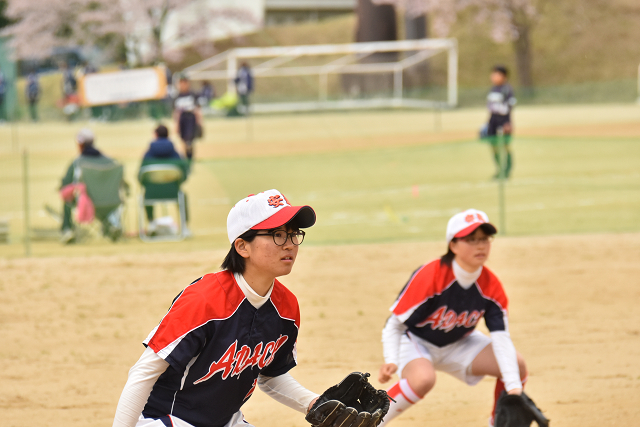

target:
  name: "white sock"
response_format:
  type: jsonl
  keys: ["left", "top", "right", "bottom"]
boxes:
{"left": 379, "top": 378, "right": 423, "bottom": 426}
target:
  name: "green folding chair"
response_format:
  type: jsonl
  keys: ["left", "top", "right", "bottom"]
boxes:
{"left": 138, "top": 162, "right": 188, "bottom": 242}
{"left": 77, "top": 157, "right": 126, "bottom": 241}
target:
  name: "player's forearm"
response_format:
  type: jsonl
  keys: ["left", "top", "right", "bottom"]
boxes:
{"left": 490, "top": 331, "right": 521, "bottom": 392}
{"left": 113, "top": 347, "right": 169, "bottom": 427}
{"left": 381, "top": 315, "right": 407, "bottom": 365}
{"left": 258, "top": 373, "right": 319, "bottom": 414}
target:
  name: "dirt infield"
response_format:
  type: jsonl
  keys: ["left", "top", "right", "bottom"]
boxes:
{"left": 2, "top": 232, "right": 639, "bottom": 427}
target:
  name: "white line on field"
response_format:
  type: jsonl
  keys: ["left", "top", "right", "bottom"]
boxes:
{"left": 294, "top": 172, "right": 640, "bottom": 202}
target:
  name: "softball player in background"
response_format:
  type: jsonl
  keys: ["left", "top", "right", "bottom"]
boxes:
{"left": 378, "top": 209, "right": 528, "bottom": 427}
{"left": 113, "top": 190, "right": 320, "bottom": 427}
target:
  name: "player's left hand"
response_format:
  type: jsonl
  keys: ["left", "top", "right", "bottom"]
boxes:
{"left": 378, "top": 363, "right": 397, "bottom": 383}
{"left": 508, "top": 388, "right": 523, "bottom": 396}
{"left": 308, "top": 397, "right": 319, "bottom": 413}
{"left": 305, "top": 372, "right": 390, "bottom": 427}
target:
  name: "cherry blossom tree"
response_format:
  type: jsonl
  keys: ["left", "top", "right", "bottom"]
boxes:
{"left": 372, "top": 0, "right": 460, "bottom": 38}
{"left": 1, "top": 0, "right": 105, "bottom": 59}
{"left": 468, "top": 0, "right": 540, "bottom": 89}
{"left": 2, "top": 0, "right": 258, "bottom": 66}
{"left": 374, "top": 0, "right": 542, "bottom": 88}
{"left": 0, "top": 1, "right": 13, "bottom": 30}
{"left": 136, "top": 0, "right": 259, "bottom": 65}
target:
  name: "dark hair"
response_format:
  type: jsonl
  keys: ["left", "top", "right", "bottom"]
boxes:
{"left": 221, "top": 229, "right": 259, "bottom": 274}
{"left": 493, "top": 65, "right": 508, "bottom": 77}
{"left": 440, "top": 238, "right": 458, "bottom": 266}
{"left": 155, "top": 124, "right": 169, "bottom": 138}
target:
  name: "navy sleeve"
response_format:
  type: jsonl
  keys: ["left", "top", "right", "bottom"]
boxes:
{"left": 484, "top": 300, "right": 507, "bottom": 332}
{"left": 162, "top": 327, "right": 209, "bottom": 371}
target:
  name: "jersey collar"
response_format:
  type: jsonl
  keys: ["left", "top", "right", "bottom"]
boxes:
{"left": 452, "top": 259, "right": 482, "bottom": 289}
{"left": 233, "top": 272, "right": 274, "bottom": 309}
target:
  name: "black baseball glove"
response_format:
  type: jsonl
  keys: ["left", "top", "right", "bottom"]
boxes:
{"left": 494, "top": 391, "right": 549, "bottom": 427}
{"left": 305, "top": 372, "right": 390, "bottom": 427}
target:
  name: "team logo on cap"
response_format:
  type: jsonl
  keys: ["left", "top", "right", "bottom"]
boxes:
{"left": 465, "top": 213, "right": 485, "bottom": 223}
{"left": 267, "top": 195, "right": 285, "bottom": 208}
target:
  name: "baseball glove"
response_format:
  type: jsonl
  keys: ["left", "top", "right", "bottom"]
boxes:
{"left": 494, "top": 391, "right": 549, "bottom": 427}
{"left": 305, "top": 372, "right": 390, "bottom": 427}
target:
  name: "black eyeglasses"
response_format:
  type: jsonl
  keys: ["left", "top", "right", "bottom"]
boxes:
{"left": 255, "top": 230, "right": 306, "bottom": 246}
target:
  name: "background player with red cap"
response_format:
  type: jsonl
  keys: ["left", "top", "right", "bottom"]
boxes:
{"left": 112, "top": 189, "right": 321, "bottom": 427}
{"left": 377, "top": 209, "right": 529, "bottom": 427}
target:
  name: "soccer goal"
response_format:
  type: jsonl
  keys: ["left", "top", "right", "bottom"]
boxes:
{"left": 183, "top": 38, "right": 458, "bottom": 113}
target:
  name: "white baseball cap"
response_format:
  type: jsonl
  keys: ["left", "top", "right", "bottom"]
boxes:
{"left": 76, "top": 128, "right": 94, "bottom": 144}
{"left": 227, "top": 189, "right": 316, "bottom": 244}
{"left": 446, "top": 209, "right": 497, "bottom": 244}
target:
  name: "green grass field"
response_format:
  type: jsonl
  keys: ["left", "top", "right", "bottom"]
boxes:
{"left": 0, "top": 104, "right": 638, "bottom": 256}
{"left": 205, "top": 135, "right": 640, "bottom": 243}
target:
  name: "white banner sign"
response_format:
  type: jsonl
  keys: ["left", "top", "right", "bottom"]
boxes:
{"left": 79, "top": 67, "right": 168, "bottom": 106}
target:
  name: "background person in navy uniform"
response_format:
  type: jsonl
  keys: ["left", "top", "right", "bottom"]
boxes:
{"left": 483, "top": 65, "right": 516, "bottom": 179}
{"left": 198, "top": 81, "right": 215, "bottom": 107}
{"left": 139, "top": 124, "right": 190, "bottom": 235}
{"left": 173, "top": 75, "right": 202, "bottom": 161}
{"left": 112, "top": 190, "right": 322, "bottom": 427}
{"left": 25, "top": 71, "right": 40, "bottom": 122}
{"left": 377, "top": 209, "right": 529, "bottom": 427}
{"left": 235, "top": 62, "right": 253, "bottom": 116}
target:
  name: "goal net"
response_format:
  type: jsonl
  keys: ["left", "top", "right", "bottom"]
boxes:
{"left": 184, "top": 38, "right": 458, "bottom": 114}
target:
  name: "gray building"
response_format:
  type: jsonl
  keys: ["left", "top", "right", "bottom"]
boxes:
{"left": 265, "top": 0, "right": 356, "bottom": 26}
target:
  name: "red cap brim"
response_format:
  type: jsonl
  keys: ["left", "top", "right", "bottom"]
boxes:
{"left": 455, "top": 222, "right": 497, "bottom": 238}
{"left": 251, "top": 205, "right": 316, "bottom": 231}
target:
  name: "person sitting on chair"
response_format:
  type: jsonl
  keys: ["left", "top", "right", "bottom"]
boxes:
{"left": 139, "top": 125, "right": 190, "bottom": 236}
{"left": 60, "top": 128, "right": 128, "bottom": 244}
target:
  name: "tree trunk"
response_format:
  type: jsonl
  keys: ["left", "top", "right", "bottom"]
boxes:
{"left": 403, "top": 13, "right": 429, "bottom": 88}
{"left": 343, "top": 0, "right": 397, "bottom": 98}
{"left": 513, "top": 23, "right": 534, "bottom": 93}
{"left": 404, "top": 13, "right": 426, "bottom": 40}
{"left": 355, "top": 0, "right": 397, "bottom": 44}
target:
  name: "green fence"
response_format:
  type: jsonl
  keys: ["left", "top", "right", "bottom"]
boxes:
{"left": 0, "top": 36, "right": 17, "bottom": 121}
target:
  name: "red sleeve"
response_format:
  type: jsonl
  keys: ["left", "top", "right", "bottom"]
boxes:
{"left": 392, "top": 260, "right": 452, "bottom": 323}
{"left": 476, "top": 267, "right": 508, "bottom": 312}
{"left": 270, "top": 280, "right": 300, "bottom": 328}
{"left": 146, "top": 271, "right": 245, "bottom": 356}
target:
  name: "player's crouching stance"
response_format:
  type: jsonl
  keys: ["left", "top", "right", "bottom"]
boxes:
{"left": 378, "top": 210, "right": 547, "bottom": 427}
{"left": 112, "top": 190, "right": 321, "bottom": 427}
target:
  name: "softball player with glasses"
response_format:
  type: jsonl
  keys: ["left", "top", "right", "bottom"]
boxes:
{"left": 112, "top": 190, "right": 321, "bottom": 427}
{"left": 378, "top": 209, "right": 529, "bottom": 427}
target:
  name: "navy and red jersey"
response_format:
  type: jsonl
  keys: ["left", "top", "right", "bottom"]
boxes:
{"left": 142, "top": 271, "right": 300, "bottom": 427}
{"left": 391, "top": 260, "right": 508, "bottom": 347}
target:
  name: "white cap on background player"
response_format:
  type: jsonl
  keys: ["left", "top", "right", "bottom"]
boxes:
{"left": 76, "top": 128, "right": 94, "bottom": 144}
{"left": 227, "top": 189, "right": 316, "bottom": 244}
{"left": 446, "top": 209, "right": 497, "bottom": 244}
